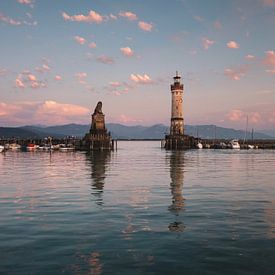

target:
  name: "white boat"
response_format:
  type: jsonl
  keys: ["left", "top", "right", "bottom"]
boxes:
{"left": 59, "top": 144, "right": 74, "bottom": 152}
{"left": 0, "top": 145, "right": 4, "bottom": 152}
{"left": 247, "top": 144, "right": 254, "bottom": 149}
{"left": 228, "top": 139, "right": 240, "bottom": 149}
{"left": 196, "top": 142, "right": 203, "bottom": 149}
{"left": 9, "top": 143, "right": 21, "bottom": 150}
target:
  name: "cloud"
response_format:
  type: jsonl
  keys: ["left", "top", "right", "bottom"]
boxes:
{"left": 36, "top": 64, "right": 50, "bottom": 73}
{"left": 118, "top": 11, "right": 138, "bottom": 21}
{"left": 15, "top": 72, "right": 46, "bottom": 89}
{"left": 0, "top": 14, "right": 21, "bottom": 26}
{"left": 224, "top": 65, "right": 248, "bottom": 80}
{"left": 262, "top": 0, "right": 275, "bottom": 7}
{"left": 120, "top": 47, "right": 134, "bottom": 57}
{"left": 226, "top": 109, "right": 262, "bottom": 124}
{"left": 75, "top": 72, "right": 87, "bottom": 84}
{"left": 88, "top": 42, "right": 97, "bottom": 48}
{"left": 263, "top": 50, "right": 275, "bottom": 66}
{"left": 138, "top": 21, "right": 153, "bottom": 32}
{"left": 28, "top": 74, "right": 36, "bottom": 82}
{"left": 266, "top": 69, "right": 275, "bottom": 74}
{"left": 0, "top": 68, "right": 8, "bottom": 76}
{"left": 96, "top": 55, "right": 114, "bottom": 65}
{"left": 62, "top": 10, "right": 104, "bottom": 24}
{"left": 0, "top": 101, "right": 90, "bottom": 126}
{"left": 245, "top": 54, "right": 255, "bottom": 60}
{"left": 109, "top": 81, "right": 121, "bottom": 87}
{"left": 109, "top": 13, "right": 117, "bottom": 20}
{"left": 55, "top": 75, "right": 62, "bottom": 81}
{"left": 226, "top": 109, "right": 245, "bottom": 121}
{"left": 74, "top": 36, "right": 86, "bottom": 45}
{"left": 15, "top": 78, "right": 25, "bottom": 88}
{"left": 115, "top": 114, "right": 143, "bottom": 124}
{"left": 202, "top": 38, "right": 214, "bottom": 49}
{"left": 17, "top": 0, "right": 34, "bottom": 7}
{"left": 130, "top": 74, "right": 152, "bottom": 84}
{"left": 227, "top": 40, "right": 239, "bottom": 49}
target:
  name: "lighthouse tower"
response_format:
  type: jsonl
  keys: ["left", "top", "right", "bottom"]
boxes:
{"left": 164, "top": 72, "right": 196, "bottom": 150}
{"left": 170, "top": 71, "right": 184, "bottom": 135}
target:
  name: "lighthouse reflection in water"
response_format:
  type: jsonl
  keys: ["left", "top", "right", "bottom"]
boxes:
{"left": 168, "top": 151, "right": 185, "bottom": 232}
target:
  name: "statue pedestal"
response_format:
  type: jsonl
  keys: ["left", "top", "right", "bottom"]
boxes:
{"left": 83, "top": 101, "right": 114, "bottom": 151}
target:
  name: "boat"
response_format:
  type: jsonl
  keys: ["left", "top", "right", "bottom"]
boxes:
{"left": 196, "top": 142, "right": 203, "bottom": 149}
{"left": 27, "top": 143, "right": 39, "bottom": 151}
{"left": 59, "top": 144, "right": 74, "bottom": 152}
{"left": 9, "top": 143, "right": 21, "bottom": 150}
{"left": 228, "top": 139, "right": 240, "bottom": 149}
{"left": 0, "top": 145, "right": 4, "bottom": 153}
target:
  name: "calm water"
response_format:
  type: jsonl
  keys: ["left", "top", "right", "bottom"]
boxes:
{"left": 0, "top": 141, "right": 275, "bottom": 274}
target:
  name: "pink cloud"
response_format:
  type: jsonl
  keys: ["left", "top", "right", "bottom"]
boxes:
{"left": 0, "top": 14, "right": 21, "bottom": 26}
{"left": 202, "top": 38, "right": 214, "bottom": 50}
{"left": 15, "top": 78, "right": 25, "bottom": 88}
{"left": 138, "top": 21, "right": 153, "bottom": 32}
{"left": 28, "top": 74, "right": 37, "bottom": 82}
{"left": 0, "top": 101, "right": 90, "bottom": 126}
{"left": 226, "top": 109, "right": 245, "bottom": 121}
{"left": 36, "top": 64, "right": 50, "bottom": 73}
{"left": 263, "top": 50, "right": 275, "bottom": 66}
{"left": 75, "top": 72, "right": 87, "bottom": 84}
{"left": 265, "top": 69, "right": 275, "bottom": 74}
{"left": 116, "top": 114, "right": 143, "bottom": 124}
{"left": 262, "top": 0, "right": 275, "bottom": 7}
{"left": 227, "top": 40, "right": 239, "bottom": 49}
{"left": 74, "top": 36, "right": 86, "bottom": 45}
{"left": 17, "top": 0, "right": 34, "bottom": 6}
{"left": 96, "top": 55, "right": 114, "bottom": 65}
{"left": 0, "top": 68, "right": 8, "bottom": 76}
{"left": 120, "top": 47, "right": 134, "bottom": 57}
{"left": 62, "top": 10, "right": 104, "bottom": 24}
{"left": 224, "top": 65, "right": 248, "bottom": 80}
{"left": 88, "top": 42, "right": 97, "bottom": 48}
{"left": 118, "top": 11, "right": 138, "bottom": 21}
{"left": 110, "top": 81, "right": 121, "bottom": 87}
{"left": 246, "top": 54, "right": 255, "bottom": 60}
{"left": 55, "top": 75, "right": 62, "bottom": 81}
{"left": 130, "top": 73, "right": 152, "bottom": 84}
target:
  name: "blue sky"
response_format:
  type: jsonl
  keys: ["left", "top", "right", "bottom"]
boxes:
{"left": 0, "top": 0, "right": 275, "bottom": 130}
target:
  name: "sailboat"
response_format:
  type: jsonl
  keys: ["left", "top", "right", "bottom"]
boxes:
{"left": 243, "top": 116, "right": 254, "bottom": 149}
{"left": 196, "top": 127, "right": 203, "bottom": 149}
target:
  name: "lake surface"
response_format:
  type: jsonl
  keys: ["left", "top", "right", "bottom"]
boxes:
{"left": 0, "top": 141, "right": 275, "bottom": 274}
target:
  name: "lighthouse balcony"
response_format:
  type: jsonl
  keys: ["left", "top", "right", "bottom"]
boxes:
{"left": 171, "top": 83, "right": 183, "bottom": 90}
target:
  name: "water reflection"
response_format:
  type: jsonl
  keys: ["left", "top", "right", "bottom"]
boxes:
{"left": 168, "top": 151, "right": 185, "bottom": 232}
{"left": 86, "top": 151, "right": 110, "bottom": 205}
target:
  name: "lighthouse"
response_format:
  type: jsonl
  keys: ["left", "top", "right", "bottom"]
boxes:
{"left": 170, "top": 71, "right": 184, "bottom": 135}
{"left": 164, "top": 72, "right": 196, "bottom": 150}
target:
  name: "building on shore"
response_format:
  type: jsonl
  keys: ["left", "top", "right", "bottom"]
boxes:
{"left": 165, "top": 72, "right": 196, "bottom": 150}
{"left": 83, "top": 101, "right": 114, "bottom": 150}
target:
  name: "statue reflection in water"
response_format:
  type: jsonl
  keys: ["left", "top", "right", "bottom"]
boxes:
{"left": 87, "top": 150, "right": 110, "bottom": 206}
{"left": 168, "top": 151, "right": 185, "bottom": 232}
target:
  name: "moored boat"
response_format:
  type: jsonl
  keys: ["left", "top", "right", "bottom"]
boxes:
{"left": 228, "top": 139, "right": 240, "bottom": 149}
{"left": 0, "top": 145, "right": 4, "bottom": 152}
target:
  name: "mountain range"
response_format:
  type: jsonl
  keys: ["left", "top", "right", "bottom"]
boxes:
{"left": 0, "top": 124, "right": 273, "bottom": 139}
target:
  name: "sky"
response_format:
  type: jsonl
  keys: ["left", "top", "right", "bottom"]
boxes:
{"left": 0, "top": 0, "right": 275, "bottom": 130}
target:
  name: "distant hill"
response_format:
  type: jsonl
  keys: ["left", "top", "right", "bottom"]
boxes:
{"left": 0, "top": 124, "right": 272, "bottom": 140}
{"left": 0, "top": 127, "right": 43, "bottom": 138}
